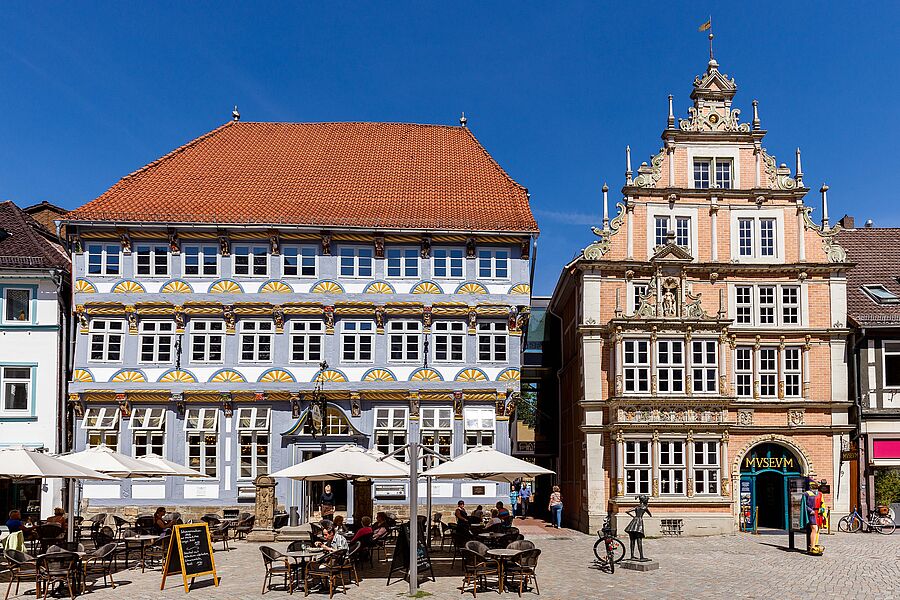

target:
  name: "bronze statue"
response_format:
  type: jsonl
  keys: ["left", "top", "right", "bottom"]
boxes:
{"left": 624, "top": 495, "right": 652, "bottom": 561}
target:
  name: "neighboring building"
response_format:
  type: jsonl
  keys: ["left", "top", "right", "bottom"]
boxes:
{"left": 0, "top": 201, "right": 71, "bottom": 520}
{"left": 22, "top": 201, "right": 69, "bottom": 238}
{"left": 549, "top": 55, "right": 853, "bottom": 535}
{"left": 63, "top": 119, "right": 537, "bottom": 521}
{"left": 836, "top": 221, "right": 900, "bottom": 516}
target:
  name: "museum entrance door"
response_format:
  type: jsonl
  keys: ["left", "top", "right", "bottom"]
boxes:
{"left": 740, "top": 443, "right": 804, "bottom": 530}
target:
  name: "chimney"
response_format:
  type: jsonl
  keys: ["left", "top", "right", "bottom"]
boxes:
{"left": 838, "top": 215, "right": 855, "bottom": 229}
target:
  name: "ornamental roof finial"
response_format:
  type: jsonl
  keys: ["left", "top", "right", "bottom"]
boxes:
{"left": 667, "top": 95, "right": 675, "bottom": 129}
{"left": 625, "top": 146, "right": 633, "bottom": 185}
{"left": 752, "top": 100, "right": 760, "bottom": 130}
{"left": 795, "top": 148, "right": 804, "bottom": 187}
{"left": 820, "top": 184, "right": 830, "bottom": 229}
{"left": 232, "top": 105, "right": 240, "bottom": 122}
{"left": 709, "top": 32, "right": 715, "bottom": 63}
{"left": 602, "top": 183, "right": 609, "bottom": 228}
{"left": 459, "top": 112, "right": 468, "bottom": 127}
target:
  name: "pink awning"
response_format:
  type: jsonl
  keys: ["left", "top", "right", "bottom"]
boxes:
{"left": 872, "top": 439, "right": 900, "bottom": 459}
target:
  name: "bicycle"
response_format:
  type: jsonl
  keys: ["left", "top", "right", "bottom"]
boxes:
{"left": 838, "top": 507, "right": 896, "bottom": 535}
{"left": 593, "top": 516, "right": 625, "bottom": 572}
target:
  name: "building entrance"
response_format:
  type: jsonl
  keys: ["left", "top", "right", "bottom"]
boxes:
{"left": 740, "top": 443, "right": 804, "bottom": 530}
{"left": 302, "top": 451, "right": 348, "bottom": 520}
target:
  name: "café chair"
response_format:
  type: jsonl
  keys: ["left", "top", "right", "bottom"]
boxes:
{"left": 36, "top": 550, "right": 79, "bottom": 600}
{"left": 460, "top": 546, "right": 500, "bottom": 598}
{"left": 303, "top": 549, "right": 347, "bottom": 599}
{"left": 82, "top": 542, "right": 118, "bottom": 592}
{"left": 235, "top": 515, "right": 255, "bottom": 540}
{"left": 259, "top": 546, "right": 294, "bottom": 595}
{"left": 504, "top": 548, "right": 541, "bottom": 596}
{"left": 341, "top": 541, "right": 362, "bottom": 586}
{"left": 210, "top": 522, "right": 231, "bottom": 551}
{"left": 3, "top": 549, "right": 36, "bottom": 600}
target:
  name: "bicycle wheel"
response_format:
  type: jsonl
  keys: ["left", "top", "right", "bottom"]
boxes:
{"left": 607, "top": 542, "right": 615, "bottom": 574}
{"left": 848, "top": 516, "right": 861, "bottom": 533}
{"left": 837, "top": 516, "right": 850, "bottom": 532}
{"left": 593, "top": 538, "right": 608, "bottom": 563}
{"left": 876, "top": 517, "right": 895, "bottom": 535}
{"left": 610, "top": 537, "right": 626, "bottom": 564}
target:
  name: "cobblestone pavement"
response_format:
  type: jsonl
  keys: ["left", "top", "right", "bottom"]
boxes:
{"left": 7, "top": 526, "right": 898, "bottom": 599}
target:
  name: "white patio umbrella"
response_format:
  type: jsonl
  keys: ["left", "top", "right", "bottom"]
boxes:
{"left": 269, "top": 444, "right": 408, "bottom": 481}
{"left": 60, "top": 445, "right": 171, "bottom": 478}
{"left": 136, "top": 453, "right": 211, "bottom": 478}
{"left": 422, "top": 445, "right": 555, "bottom": 483}
{"left": 0, "top": 446, "right": 113, "bottom": 481}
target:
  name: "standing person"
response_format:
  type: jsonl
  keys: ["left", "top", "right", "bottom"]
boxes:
{"left": 509, "top": 487, "right": 519, "bottom": 518}
{"left": 804, "top": 480, "right": 826, "bottom": 555}
{"left": 319, "top": 483, "right": 336, "bottom": 522}
{"left": 520, "top": 484, "right": 532, "bottom": 517}
{"left": 454, "top": 500, "right": 470, "bottom": 535}
{"left": 548, "top": 486, "right": 563, "bottom": 529}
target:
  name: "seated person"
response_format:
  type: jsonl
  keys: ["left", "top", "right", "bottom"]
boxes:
{"left": 332, "top": 515, "right": 348, "bottom": 535}
{"left": 152, "top": 507, "right": 177, "bottom": 534}
{"left": 496, "top": 501, "right": 511, "bottom": 525}
{"left": 6, "top": 510, "right": 23, "bottom": 533}
{"left": 316, "top": 521, "right": 348, "bottom": 552}
{"left": 372, "top": 512, "right": 389, "bottom": 539}
{"left": 488, "top": 509, "right": 502, "bottom": 527}
{"left": 46, "top": 507, "right": 67, "bottom": 528}
{"left": 471, "top": 505, "right": 484, "bottom": 523}
{"left": 349, "top": 516, "right": 373, "bottom": 544}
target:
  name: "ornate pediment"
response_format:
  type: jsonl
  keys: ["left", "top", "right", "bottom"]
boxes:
{"left": 651, "top": 240, "right": 694, "bottom": 262}
{"left": 678, "top": 59, "right": 750, "bottom": 134}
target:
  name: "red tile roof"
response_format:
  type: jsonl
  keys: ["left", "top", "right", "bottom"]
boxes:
{"left": 67, "top": 121, "right": 538, "bottom": 233}
{"left": 835, "top": 228, "right": 900, "bottom": 326}
{"left": 0, "top": 201, "right": 70, "bottom": 271}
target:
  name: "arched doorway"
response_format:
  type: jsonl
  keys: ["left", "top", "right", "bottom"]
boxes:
{"left": 739, "top": 443, "right": 804, "bottom": 530}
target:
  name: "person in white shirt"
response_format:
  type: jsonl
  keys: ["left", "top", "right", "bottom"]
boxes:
{"left": 317, "top": 521, "right": 348, "bottom": 552}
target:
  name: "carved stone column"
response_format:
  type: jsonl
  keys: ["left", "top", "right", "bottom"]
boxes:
{"left": 615, "top": 430, "right": 625, "bottom": 498}
{"left": 247, "top": 475, "right": 278, "bottom": 542}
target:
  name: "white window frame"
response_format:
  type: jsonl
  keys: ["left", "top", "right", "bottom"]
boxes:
{"left": 282, "top": 245, "right": 317, "bottom": 278}
{"left": 693, "top": 440, "right": 720, "bottom": 495}
{"left": 289, "top": 320, "right": 324, "bottom": 363}
{"left": 182, "top": 244, "right": 219, "bottom": 277}
{"left": 338, "top": 245, "right": 374, "bottom": 279}
{"left": 420, "top": 407, "right": 453, "bottom": 469}
{"left": 781, "top": 286, "right": 800, "bottom": 325}
{"left": 432, "top": 321, "right": 466, "bottom": 363}
{"left": 464, "top": 407, "right": 495, "bottom": 451}
{"left": 687, "top": 147, "right": 740, "bottom": 190}
{"left": 184, "top": 408, "right": 219, "bottom": 432}
{"left": 732, "top": 284, "right": 803, "bottom": 327}
{"left": 783, "top": 347, "right": 802, "bottom": 397}
{"left": 656, "top": 339, "right": 684, "bottom": 394}
{"left": 388, "top": 320, "right": 421, "bottom": 363}
{"left": 758, "top": 347, "right": 778, "bottom": 398}
{"left": 237, "top": 407, "right": 270, "bottom": 481}
{"left": 341, "top": 320, "right": 375, "bottom": 363}
{"left": 735, "top": 285, "right": 752, "bottom": 325}
{"left": 3, "top": 287, "right": 33, "bottom": 325}
{"left": 729, "top": 210, "right": 784, "bottom": 263}
{"left": 138, "top": 320, "right": 175, "bottom": 364}
{"left": 629, "top": 282, "right": 649, "bottom": 316}
{"left": 692, "top": 339, "right": 718, "bottom": 394}
{"left": 884, "top": 343, "right": 900, "bottom": 388}
{"left": 477, "top": 249, "right": 510, "bottom": 280}
{"left": 239, "top": 319, "right": 274, "bottom": 363}
{"left": 374, "top": 407, "right": 408, "bottom": 460}
{"left": 432, "top": 247, "right": 465, "bottom": 280}
{"left": 658, "top": 440, "right": 685, "bottom": 496}
{"left": 190, "top": 320, "right": 225, "bottom": 364}
{"left": 714, "top": 158, "right": 733, "bottom": 189}
{"left": 86, "top": 243, "right": 121, "bottom": 276}
{"left": 88, "top": 320, "right": 125, "bottom": 363}
{"left": 134, "top": 243, "right": 170, "bottom": 278}
{"left": 0, "top": 366, "right": 33, "bottom": 414}
{"left": 623, "top": 339, "right": 650, "bottom": 394}
{"left": 184, "top": 408, "right": 219, "bottom": 477}
{"left": 692, "top": 159, "right": 711, "bottom": 189}
{"left": 83, "top": 407, "right": 120, "bottom": 451}
{"left": 646, "top": 206, "right": 698, "bottom": 258}
{"left": 735, "top": 346, "right": 753, "bottom": 398}
{"left": 758, "top": 286, "right": 776, "bottom": 326}
{"left": 624, "top": 439, "right": 651, "bottom": 495}
{"left": 232, "top": 243, "right": 269, "bottom": 278}
{"left": 477, "top": 321, "right": 507, "bottom": 363}
{"left": 129, "top": 407, "right": 166, "bottom": 458}
{"left": 386, "top": 247, "right": 420, "bottom": 279}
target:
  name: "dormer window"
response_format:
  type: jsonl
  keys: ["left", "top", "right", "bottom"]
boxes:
{"left": 862, "top": 285, "right": 900, "bottom": 304}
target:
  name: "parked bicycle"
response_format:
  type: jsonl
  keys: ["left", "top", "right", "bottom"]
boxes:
{"left": 838, "top": 507, "right": 895, "bottom": 535}
{"left": 593, "top": 516, "right": 625, "bottom": 572}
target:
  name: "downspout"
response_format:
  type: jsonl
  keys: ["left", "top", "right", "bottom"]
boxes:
{"left": 850, "top": 327, "right": 868, "bottom": 514}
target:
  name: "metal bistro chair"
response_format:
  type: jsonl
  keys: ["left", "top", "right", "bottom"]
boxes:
{"left": 36, "top": 550, "right": 80, "bottom": 600}
{"left": 82, "top": 542, "right": 118, "bottom": 592}
{"left": 235, "top": 514, "right": 255, "bottom": 540}
{"left": 504, "top": 548, "right": 541, "bottom": 596}
{"left": 111, "top": 516, "right": 133, "bottom": 539}
{"left": 36, "top": 523, "right": 65, "bottom": 555}
{"left": 4, "top": 549, "right": 37, "bottom": 600}
{"left": 439, "top": 520, "right": 456, "bottom": 550}
{"left": 143, "top": 531, "right": 172, "bottom": 571}
{"left": 341, "top": 541, "right": 362, "bottom": 586}
{"left": 460, "top": 546, "right": 500, "bottom": 598}
{"left": 506, "top": 540, "right": 535, "bottom": 552}
{"left": 260, "top": 546, "right": 294, "bottom": 594}
{"left": 304, "top": 549, "right": 347, "bottom": 598}
{"left": 201, "top": 513, "right": 221, "bottom": 527}
{"left": 210, "top": 522, "right": 232, "bottom": 551}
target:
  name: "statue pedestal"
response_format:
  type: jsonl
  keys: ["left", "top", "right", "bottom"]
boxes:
{"left": 276, "top": 525, "right": 311, "bottom": 542}
{"left": 621, "top": 559, "right": 659, "bottom": 572}
{"left": 246, "top": 475, "right": 278, "bottom": 542}
{"left": 245, "top": 529, "right": 277, "bottom": 542}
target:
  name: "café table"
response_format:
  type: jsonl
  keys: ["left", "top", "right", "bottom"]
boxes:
{"left": 476, "top": 532, "right": 505, "bottom": 548}
{"left": 122, "top": 534, "right": 160, "bottom": 572}
{"left": 485, "top": 548, "right": 521, "bottom": 593}
{"left": 285, "top": 548, "right": 326, "bottom": 591}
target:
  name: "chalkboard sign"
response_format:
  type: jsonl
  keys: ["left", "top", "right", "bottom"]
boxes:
{"left": 386, "top": 521, "right": 434, "bottom": 585}
{"left": 161, "top": 523, "right": 219, "bottom": 592}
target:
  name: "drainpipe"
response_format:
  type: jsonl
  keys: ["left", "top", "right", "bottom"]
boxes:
{"left": 850, "top": 328, "right": 868, "bottom": 515}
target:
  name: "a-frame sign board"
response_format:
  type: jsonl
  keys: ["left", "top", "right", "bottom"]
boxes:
{"left": 160, "top": 523, "right": 219, "bottom": 593}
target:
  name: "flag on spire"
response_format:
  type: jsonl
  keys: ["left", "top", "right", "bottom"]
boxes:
{"left": 698, "top": 18, "right": 711, "bottom": 32}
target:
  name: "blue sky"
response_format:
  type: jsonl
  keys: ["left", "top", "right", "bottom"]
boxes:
{"left": 3, "top": 2, "right": 899, "bottom": 293}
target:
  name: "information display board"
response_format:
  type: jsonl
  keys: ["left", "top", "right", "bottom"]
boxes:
{"left": 386, "top": 521, "right": 434, "bottom": 585}
{"left": 161, "top": 523, "right": 219, "bottom": 592}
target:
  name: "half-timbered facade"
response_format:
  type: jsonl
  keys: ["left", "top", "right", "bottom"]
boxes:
{"left": 64, "top": 120, "right": 537, "bottom": 520}
{"left": 550, "top": 55, "right": 852, "bottom": 535}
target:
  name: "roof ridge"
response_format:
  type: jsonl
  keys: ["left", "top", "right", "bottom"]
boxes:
{"left": 236, "top": 120, "right": 466, "bottom": 129}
